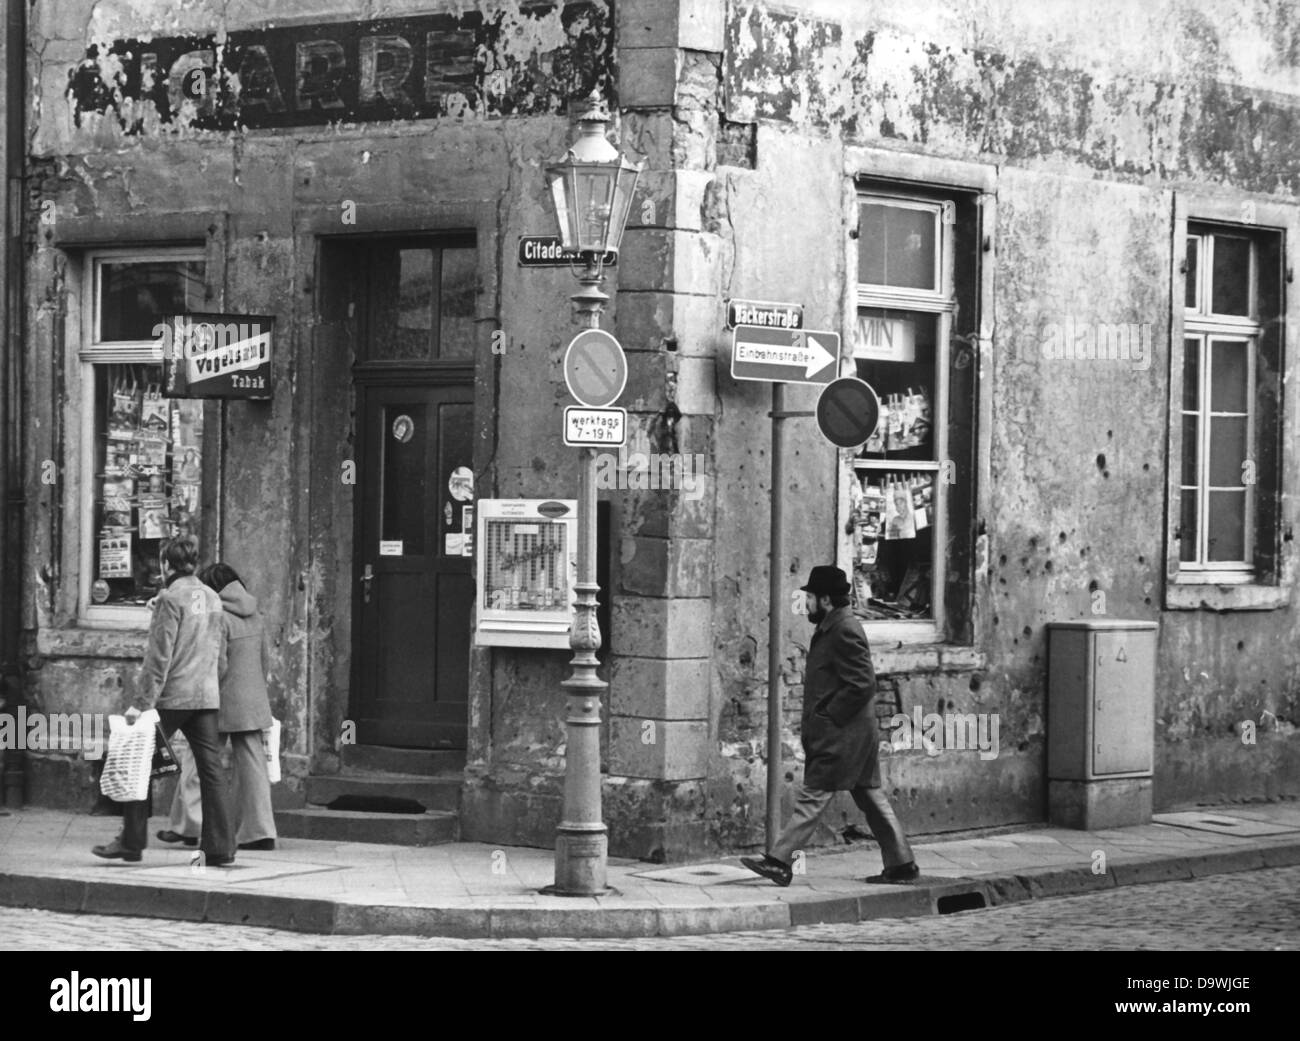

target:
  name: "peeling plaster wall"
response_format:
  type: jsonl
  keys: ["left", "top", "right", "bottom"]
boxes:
{"left": 18, "top": 0, "right": 1300, "bottom": 855}
{"left": 19, "top": 0, "right": 623, "bottom": 820}
{"left": 705, "top": 0, "right": 1300, "bottom": 847}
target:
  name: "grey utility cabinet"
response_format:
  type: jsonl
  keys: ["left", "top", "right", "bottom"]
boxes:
{"left": 1047, "top": 620, "right": 1158, "bottom": 829}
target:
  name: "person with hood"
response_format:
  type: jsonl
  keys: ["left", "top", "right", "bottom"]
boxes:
{"left": 161, "top": 562, "right": 278, "bottom": 850}
{"left": 93, "top": 536, "right": 235, "bottom": 865}
{"left": 740, "top": 565, "right": 918, "bottom": 887}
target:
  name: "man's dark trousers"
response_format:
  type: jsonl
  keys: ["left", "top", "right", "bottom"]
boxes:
{"left": 121, "top": 708, "right": 234, "bottom": 860}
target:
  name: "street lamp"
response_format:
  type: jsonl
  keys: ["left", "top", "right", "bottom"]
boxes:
{"left": 543, "top": 93, "right": 640, "bottom": 896}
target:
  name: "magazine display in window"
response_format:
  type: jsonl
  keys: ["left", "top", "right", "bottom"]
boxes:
{"left": 94, "top": 365, "right": 204, "bottom": 605}
{"left": 850, "top": 472, "right": 935, "bottom": 620}
{"left": 858, "top": 386, "right": 931, "bottom": 456}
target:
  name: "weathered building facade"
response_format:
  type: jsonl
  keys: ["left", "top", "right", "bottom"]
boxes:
{"left": 11, "top": 0, "right": 1300, "bottom": 860}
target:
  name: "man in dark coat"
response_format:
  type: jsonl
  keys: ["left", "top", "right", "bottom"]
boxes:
{"left": 741, "top": 565, "right": 918, "bottom": 886}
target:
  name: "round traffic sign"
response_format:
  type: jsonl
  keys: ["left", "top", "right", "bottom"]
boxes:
{"left": 816, "top": 377, "right": 881, "bottom": 448}
{"left": 563, "top": 329, "right": 627, "bottom": 408}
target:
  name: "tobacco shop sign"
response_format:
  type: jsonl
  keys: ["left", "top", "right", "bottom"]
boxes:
{"left": 160, "top": 314, "right": 274, "bottom": 400}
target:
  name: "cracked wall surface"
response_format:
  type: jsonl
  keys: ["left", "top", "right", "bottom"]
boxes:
{"left": 16, "top": 0, "right": 1300, "bottom": 854}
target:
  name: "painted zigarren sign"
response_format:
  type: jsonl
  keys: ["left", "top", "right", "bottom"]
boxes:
{"left": 161, "top": 314, "right": 275, "bottom": 400}
{"left": 66, "top": 4, "right": 614, "bottom": 132}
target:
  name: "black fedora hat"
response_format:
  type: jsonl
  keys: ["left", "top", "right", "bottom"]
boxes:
{"left": 799, "top": 565, "right": 850, "bottom": 597}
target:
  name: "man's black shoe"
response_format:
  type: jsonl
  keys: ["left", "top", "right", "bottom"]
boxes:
{"left": 204, "top": 854, "right": 237, "bottom": 868}
{"left": 865, "top": 861, "right": 920, "bottom": 884}
{"left": 157, "top": 830, "right": 198, "bottom": 847}
{"left": 238, "top": 839, "right": 275, "bottom": 851}
{"left": 740, "top": 854, "right": 793, "bottom": 887}
{"left": 91, "top": 839, "right": 142, "bottom": 863}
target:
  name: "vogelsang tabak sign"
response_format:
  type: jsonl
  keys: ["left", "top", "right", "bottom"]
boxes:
{"left": 160, "top": 314, "right": 274, "bottom": 400}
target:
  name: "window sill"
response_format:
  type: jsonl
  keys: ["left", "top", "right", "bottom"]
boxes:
{"left": 36, "top": 626, "right": 149, "bottom": 659}
{"left": 1165, "top": 582, "right": 1289, "bottom": 612}
{"left": 870, "top": 642, "right": 985, "bottom": 676}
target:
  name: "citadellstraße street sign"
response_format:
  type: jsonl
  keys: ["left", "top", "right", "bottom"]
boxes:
{"left": 816, "top": 377, "right": 881, "bottom": 448}
{"left": 518, "top": 236, "right": 617, "bottom": 268}
{"left": 724, "top": 299, "right": 804, "bottom": 330}
{"left": 731, "top": 325, "right": 839, "bottom": 384}
{"left": 563, "top": 329, "right": 627, "bottom": 408}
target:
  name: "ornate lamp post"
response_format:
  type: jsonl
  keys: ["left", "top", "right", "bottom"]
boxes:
{"left": 543, "top": 94, "right": 640, "bottom": 895}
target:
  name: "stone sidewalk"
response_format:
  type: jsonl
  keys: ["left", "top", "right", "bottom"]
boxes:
{"left": 1, "top": 802, "right": 1298, "bottom": 939}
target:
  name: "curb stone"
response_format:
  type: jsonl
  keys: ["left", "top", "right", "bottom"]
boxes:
{"left": 2, "top": 838, "right": 1299, "bottom": 939}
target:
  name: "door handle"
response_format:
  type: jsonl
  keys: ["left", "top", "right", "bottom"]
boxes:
{"left": 362, "top": 564, "right": 374, "bottom": 604}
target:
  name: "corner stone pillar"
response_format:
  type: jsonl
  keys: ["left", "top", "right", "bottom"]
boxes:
{"left": 605, "top": 0, "right": 725, "bottom": 857}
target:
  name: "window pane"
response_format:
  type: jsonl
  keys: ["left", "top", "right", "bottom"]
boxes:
{"left": 1206, "top": 490, "right": 1246, "bottom": 561}
{"left": 1209, "top": 339, "right": 1248, "bottom": 413}
{"left": 854, "top": 309, "right": 938, "bottom": 462}
{"left": 394, "top": 249, "right": 436, "bottom": 361}
{"left": 851, "top": 305, "right": 938, "bottom": 622}
{"left": 1185, "top": 237, "right": 1199, "bottom": 310}
{"left": 851, "top": 473, "right": 934, "bottom": 621}
{"left": 1181, "top": 414, "right": 1199, "bottom": 487}
{"left": 438, "top": 247, "right": 477, "bottom": 360}
{"left": 382, "top": 404, "right": 428, "bottom": 554}
{"left": 99, "top": 261, "right": 204, "bottom": 342}
{"left": 1208, "top": 415, "right": 1247, "bottom": 487}
{"left": 858, "top": 203, "right": 937, "bottom": 290}
{"left": 93, "top": 363, "right": 204, "bottom": 606}
{"left": 1179, "top": 489, "right": 1198, "bottom": 563}
{"left": 1182, "top": 337, "right": 1200, "bottom": 411}
{"left": 1211, "top": 236, "right": 1250, "bottom": 315}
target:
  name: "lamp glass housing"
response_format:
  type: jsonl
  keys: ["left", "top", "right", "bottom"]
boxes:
{"left": 545, "top": 117, "right": 640, "bottom": 257}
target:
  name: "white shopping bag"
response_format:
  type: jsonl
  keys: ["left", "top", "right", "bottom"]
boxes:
{"left": 99, "top": 709, "right": 161, "bottom": 802}
{"left": 264, "top": 718, "right": 282, "bottom": 784}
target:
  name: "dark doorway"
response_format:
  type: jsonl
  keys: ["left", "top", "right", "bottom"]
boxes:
{"left": 346, "top": 235, "right": 477, "bottom": 749}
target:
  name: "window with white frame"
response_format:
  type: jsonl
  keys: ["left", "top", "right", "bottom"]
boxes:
{"left": 1178, "top": 224, "right": 1282, "bottom": 578}
{"left": 80, "top": 249, "right": 208, "bottom": 619}
{"left": 844, "top": 185, "right": 981, "bottom": 642}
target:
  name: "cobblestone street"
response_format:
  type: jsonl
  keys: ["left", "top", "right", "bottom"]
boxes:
{"left": 3, "top": 865, "right": 1296, "bottom": 951}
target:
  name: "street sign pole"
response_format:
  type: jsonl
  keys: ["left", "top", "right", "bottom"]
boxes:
{"left": 766, "top": 382, "right": 786, "bottom": 848}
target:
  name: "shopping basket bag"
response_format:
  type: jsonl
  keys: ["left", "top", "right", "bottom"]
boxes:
{"left": 99, "top": 709, "right": 161, "bottom": 802}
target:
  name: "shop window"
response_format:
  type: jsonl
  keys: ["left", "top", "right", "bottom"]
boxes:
{"left": 80, "top": 249, "right": 207, "bottom": 619}
{"left": 845, "top": 187, "right": 981, "bottom": 642}
{"left": 1176, "top": 224, "right": 1283, "bottom": 581}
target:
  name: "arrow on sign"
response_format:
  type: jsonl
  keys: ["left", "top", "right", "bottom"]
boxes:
{"left": 731, "top": 325, "right": 840, "bottom": 385}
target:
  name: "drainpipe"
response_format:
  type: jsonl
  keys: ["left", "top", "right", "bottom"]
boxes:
{"left": 1, "top": 0, "right": 27, "bottom": 809}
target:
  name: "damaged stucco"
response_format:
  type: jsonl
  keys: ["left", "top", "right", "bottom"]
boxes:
{"left": 15, "top": 0, "right": 1300, "bottom": 858}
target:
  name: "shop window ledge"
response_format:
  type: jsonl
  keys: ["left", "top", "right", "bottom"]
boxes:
{"left": 872, "top": 643, "right": 985, "bottom": 676}
{"left": 36, "top": 627, "right": 149, "bottom": 659}
{"left": 1165, "top": 583, "right": 1289, "bottom": 612}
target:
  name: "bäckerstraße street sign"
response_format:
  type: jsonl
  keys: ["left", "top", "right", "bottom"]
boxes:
{"left": 731, "top": 325, "right": 839, "bottom": 384}
{"left": 724, "top": 299, "right": 804, "bottom": 330}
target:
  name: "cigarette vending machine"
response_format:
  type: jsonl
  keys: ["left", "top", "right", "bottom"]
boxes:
{"left": 474, "top": 499, "right": 578, "bottom": 648}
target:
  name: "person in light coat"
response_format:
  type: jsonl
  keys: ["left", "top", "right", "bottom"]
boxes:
{"left": 93, "top": 536, "right": 235, "bottom": 865}
{"left": 160, "top": 563, "right": 278, "bottom": 850}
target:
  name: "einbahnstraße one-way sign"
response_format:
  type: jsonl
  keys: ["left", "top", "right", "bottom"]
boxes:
{"left": 731, "top": 325, "right": 840, "bottom": 384}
